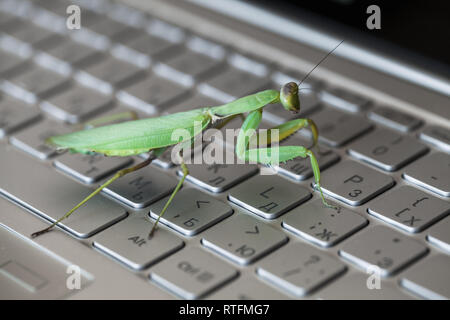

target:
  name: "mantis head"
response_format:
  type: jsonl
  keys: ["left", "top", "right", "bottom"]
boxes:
{"left": 280, "top": 82, "right": 300, "bottom": 113}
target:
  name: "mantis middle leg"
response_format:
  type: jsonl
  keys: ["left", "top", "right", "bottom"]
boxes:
{"left": 31, "top": 147, "right": 166, "bottom": 238}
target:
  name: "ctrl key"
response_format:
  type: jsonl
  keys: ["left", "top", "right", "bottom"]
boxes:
{"left": 150, "top": 247, "right": 238, "bottom": 299}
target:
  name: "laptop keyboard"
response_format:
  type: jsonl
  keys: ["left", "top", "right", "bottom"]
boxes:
{"left": 0, "top": 0, "right": 449, "bottom": 300}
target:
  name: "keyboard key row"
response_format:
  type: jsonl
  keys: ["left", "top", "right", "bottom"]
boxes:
{"left": 0, "top": 145, "right": 127, "bottom": 238}
{"left": 348, "top": 128, "right": 428, "bottom": 172}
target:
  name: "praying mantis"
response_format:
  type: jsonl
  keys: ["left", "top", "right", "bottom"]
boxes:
{"left": 31, "top": 42, "right": 344, "bottom": 240}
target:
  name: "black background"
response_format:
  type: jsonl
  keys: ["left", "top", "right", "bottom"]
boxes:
{"left": 245, "top": 0, "right": 450, "bottom": 76}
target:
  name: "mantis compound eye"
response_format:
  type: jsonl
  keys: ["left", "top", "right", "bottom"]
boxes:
{"left": 280, "top": 82, "right": 300, "bottom": 113}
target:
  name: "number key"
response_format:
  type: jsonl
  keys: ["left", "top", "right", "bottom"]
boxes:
{"left": 348, "top": 128, "right": 428, "bottom": 171}
{"left": 339, "top": 226, "right": 427, "bottom": 276}
{"left": 320, "top": 160, "right": 394, "bottom": 206}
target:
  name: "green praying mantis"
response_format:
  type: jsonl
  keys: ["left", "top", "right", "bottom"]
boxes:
{"left": 31, "top": 42, "right": 344, "bottom": 240}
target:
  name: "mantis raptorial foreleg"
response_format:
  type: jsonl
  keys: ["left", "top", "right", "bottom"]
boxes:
{"left": 254, "top": 118, "right": 319, "bottom": 148}
{"left": 236, "top": 110, "right": 335, "bottom": 208}
{"left": 31, "top": 148, "right": 166, "bottom": 238}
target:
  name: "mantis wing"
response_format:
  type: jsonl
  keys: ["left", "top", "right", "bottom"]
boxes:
{"left": 48, "top": 108, "right": 210, "bottom": 156}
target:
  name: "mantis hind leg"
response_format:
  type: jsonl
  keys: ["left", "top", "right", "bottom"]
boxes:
{"left": 236, "top": 110, "right": 334, "bottom": 208}
{"left": 30, "top": 148, "right": 166, "bottom": 238}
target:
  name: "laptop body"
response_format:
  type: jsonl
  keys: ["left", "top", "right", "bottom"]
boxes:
{"left": 0, "top": 0, "right": 449, "bottom": 300}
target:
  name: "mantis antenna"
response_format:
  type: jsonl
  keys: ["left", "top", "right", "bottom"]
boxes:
{"left": 297, "top": 39, "right": 345, "bottom": 87}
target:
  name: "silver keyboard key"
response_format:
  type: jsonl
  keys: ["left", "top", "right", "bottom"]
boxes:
{"left": 87, "top": 16, "right": 136, "bottom": 40}
{"left": 154, "top": 47, "right": 223, "bottom": 87}
{"left": 75, "top": 56, "right": 145, "bottom": 95}
{"left": 0, "top": 98, "right": 41, "bottom": 138}
{"left": 403, "top": 152, "right": 450, "bottom": 197}
{"left": 102, "top": 165, "right": 177, "bottom": 208}
{"left": 207, "top": 277, "right": 289, "bottom": 300}
{"left": 152, "top": 148, "right": 176, "bottom": 169}
{"left": 339, "top": 225, "right": 428, "bottom": 277}
{"left": 150, "top": 247, "right": 238, "bottom": 299}
{"left": 149, "top": 188, "right": 233, "bottom": 236}
{"left": 9, "top": 118, "right": 70, "bottom": 160}
{"left": 229, "top": 174, "right": 311, "bottom": 219}
{"left": 54, "top": 153, "right": 133, "bottom": 184}
{"left": 320, "top": 160, "right": 394, "bottom": 206}
{"left": 34, "top": 39, "right": 102, "bottom": 71}
{"left": 184, "top": 162, "right": 258, "bottom": 193}
{"left": 40, "top": 85, "right": 113, "bottom": 123}
{"left": 368, "top": 186, "right": 449, "bottom": 233}
{"left": 198, "top": 67, "right": 270, "bottom": 103}
{"left": 427, "top": 218, "right": 450, "bottom": 253}
{"left": 257, "top": 243, "right": 346, "bottom": 296}
{"left": 320, "top": 88, "right": 371, "bottom": 113}
{"left": 93, "top": 216, "right": 184, "bottom": 270}
{"left": 282, "top": 199, "right": 368, "bottom": 247}
{"left": 401, "top": 255, "right": 450, "bottom": 300}
{"left": 0, "top": 50, "right": 24, "bottom": 75}
{"left": 299, "top": 107, "right": 373, "bottom": 147}
{"left": 263, "top": 92, "right": 322, "bottom": 124}
{"left": 419, "top": 126, "right": 450, "bottom": 153}
{"left": 112, "top": 32, "right": 178, "bottom": 67}
{"left": 186, "top": 36, "right": 226, "bottom": 60}
{"left": 319, "top": 273, "right": 414, "bottom": 300}
{"left": 0, "top": 224, "right": 92, "bottom": 299}
{"left": 0, "top": 145, "right": 127, "bottom": 238}
{"left": 348, "top": 128, "right": 428, "bottom": 171}
{"left": 227, "top": 53, "right": 269, "bottom": 77}
{"left": 369, "top": 106, "right": 422, "bottom": 132}
{"left": 147, "top": 19, "right": 185, "bottom": 43}
{"left": 0, "top": 11, "right": 15, "bottom": 26}
{"left": 276, "top": 136, "right": 339, "bottom": 181}
{"left": 1, "top": 65, "right": 70, "bottom": 104}
{"left": 117, "top": 76, "right": 189, "bottom": 114}
{"left": 201, "top": 214, "right": 288, "bottom": 265}
{"left": 2, "top": 21, "right": 57, "bottom": 48}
